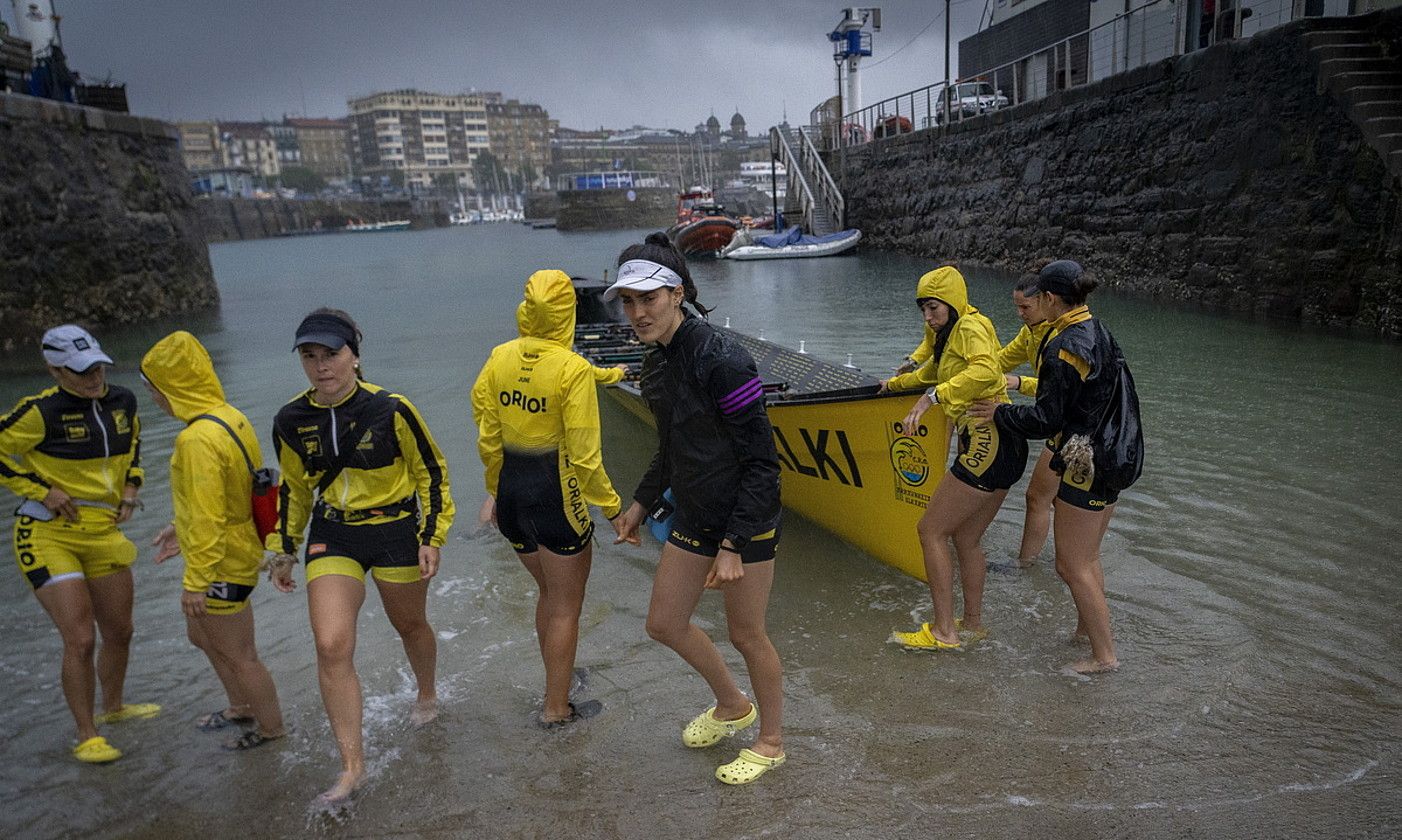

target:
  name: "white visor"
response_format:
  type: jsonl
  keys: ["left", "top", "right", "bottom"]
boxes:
{"left": 602, "top": 260, "right": 685, "bottom": 302}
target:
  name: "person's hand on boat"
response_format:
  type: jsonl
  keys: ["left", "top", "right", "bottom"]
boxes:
{"left": 877, "top": 378, "right": 892, "bottom": 394}
{"left": 899, "top": 394, "right": 933, "bottom": 436}
{"left": 152, "top": 523, "right": 181, "bottom": 563}
{"left": 894, "top": 357, "right": 917, "bottom": 375}
{"left": 418, "top": 545, "right": 441, "bottom": 580}
{"left": 612, "top": 502, "right": 645, "bottom": 546}
{"left": 705, "top": 550, "right": 744, "bottom": 589}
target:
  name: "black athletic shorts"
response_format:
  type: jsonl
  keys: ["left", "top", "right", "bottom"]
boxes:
{"left": 667, "top": 511, "right": 780, "bottom": 564}
{"left": 950, "top": 421, "right": 1029, "bottom": 492}
{"left": 305, "top": 513, "right": 421, "bottom": 583}
{"left": 1056, "top": 459, "right": 1121, "bottom": 511}
{"left": 497, "top": 450, "right": 594, "bottom": 556}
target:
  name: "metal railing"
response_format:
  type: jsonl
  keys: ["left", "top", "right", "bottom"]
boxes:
{"left": 837, "top": 0, "right": 1350, "bottom": 147}
{"left": 796, "top": 125, "right": 845, "bottom": 230}
{"left": 770, "top": 125, "right": 819, "bottom": 233}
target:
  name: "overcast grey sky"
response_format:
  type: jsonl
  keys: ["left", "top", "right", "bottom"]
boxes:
{"left": 13, "top": 0, "right": 986, "bottom": 130}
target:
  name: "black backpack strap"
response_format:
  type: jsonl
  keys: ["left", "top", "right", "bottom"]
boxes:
{"left": 193, "top": 414, "right": 257, "bottom": 478}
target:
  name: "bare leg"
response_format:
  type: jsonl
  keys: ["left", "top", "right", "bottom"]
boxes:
{"left": 722, "top": 560, "right": 783, "bottom": 759}
{"left": 516, "top": 551, "right": 550, "bottom": 666}
{"left": 645, "top": 543, "right": 750, "bottom": 720}
{"left": 308, "top": 574, "right": 367, "bottom": 802}
{"left": 192, "top": 606, "right": 284, "bottom": 738}
{"left": 34, "top": 578, "right": 100, "bottom": 742}
{"left": 185, "top": 617, "right": 249, "bottom": 719}
{"left": 1070, "top": 502, "right": 1115, "bottom": 641}
{"left": 376, "top": 575, "right": 437, "bottom": 726}
{"left": 86, "top": 570, "right": 135, "bottom": 715}
{"left": 916, "top": 473, "right": 995, "bottom": 645}
{"left": 1019, "top": 448, "right": 1058, "bottom": 565}
{"left": 1052, "top": 500, "right": 1118, "bottom": 672}
{"left": 519, "top": 546, "right": 593, "bottom": 722}
{"left": 950, "top": 489, "right": 1007, "bottom": 632}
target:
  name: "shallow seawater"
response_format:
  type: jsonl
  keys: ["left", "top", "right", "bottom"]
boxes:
{"left": 1, "top": 224, "right": 1398, "bottom": 838}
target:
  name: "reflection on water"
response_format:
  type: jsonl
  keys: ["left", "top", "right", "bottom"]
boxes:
{"left": 1, "top": 225, "right": 1399, "bottom": 838}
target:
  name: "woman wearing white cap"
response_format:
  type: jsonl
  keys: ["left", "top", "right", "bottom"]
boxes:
{"left": 609, "top": 233, "right": 786, "bottom": 785}
{"left": 0, "top": 325, "right": 159, "bottom": 764}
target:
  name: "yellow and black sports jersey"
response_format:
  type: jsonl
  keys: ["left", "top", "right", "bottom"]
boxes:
{"left": 996, "top": 321, "right": 1053, "bottom": 398}
{"left": 0, "top": 385, "right": 143, "bottom": 519}
{"left": 472, "top": 269, "right": 622, "bottom": 521}
{"left": 267, "top": 381, "right": 454, "bottom": 554}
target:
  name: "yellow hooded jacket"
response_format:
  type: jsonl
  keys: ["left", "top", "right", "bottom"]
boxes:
{"left": 472, "top": 270, "right": 622, "bottom": 520}
{"left": 996, "top": 321, "right": 1053, "bottom": 398}
{"left": 141, "top": 331, "right": 265, "bottom": 592}
{"left": 885, "top": 266, "right": 1009, "bottom": 425}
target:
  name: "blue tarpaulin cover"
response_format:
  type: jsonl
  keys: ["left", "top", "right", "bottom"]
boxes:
{"left": 755, "top": 226, "right": 858, "bottom": 248}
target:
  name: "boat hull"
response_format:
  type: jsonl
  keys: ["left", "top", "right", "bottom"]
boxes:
{"left": 667, "top": 216, "right": 739, "bottom": 256}
{"left": 597, "top": 364, "right": 950, "bottom": 581}
{"left": 723, "top": 230, "right": 862, "bottom": 261}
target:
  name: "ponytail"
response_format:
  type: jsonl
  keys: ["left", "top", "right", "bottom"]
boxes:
{"left": 617, "top": 232, "right": 712, "bottom": 317}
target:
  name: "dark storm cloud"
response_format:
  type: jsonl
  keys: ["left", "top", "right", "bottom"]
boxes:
{"left": 27, "top": 0, "right": 983, "bottom": 129}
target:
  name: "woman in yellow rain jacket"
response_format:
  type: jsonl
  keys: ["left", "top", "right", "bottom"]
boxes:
{"left": 472, "top": 269, "right": 624, "bottom": 727}
{"left": 879, "top": 266, "right": 1027, "bottom": 651}
{"left": 0, "top": 325, "right": 157, "bottom": 764}
{"left": 141, "top": 331, "right": 285, "bottom": 751}
{"left": 265, "top": 307, "right": 455, "bottom": 806}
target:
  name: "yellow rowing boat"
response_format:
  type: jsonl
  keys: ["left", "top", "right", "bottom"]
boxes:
{"left": 575, "top": 282, "right": 949, "bottom": 581}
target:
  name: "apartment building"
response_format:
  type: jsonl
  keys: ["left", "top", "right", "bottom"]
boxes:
{"left": 348, "top": 89, "right": 489, "bottom": 190}
{"left": 287, "top": 117, "right": 353, "bottom": 182}
{"left": 176, "top": 121, "right": 222, "bottom": 172}
{"left": 218, "top": 121, "right": 281, "bottom": 179}
{"left": 484, "top": 96, "right": 552, "bottom": 187}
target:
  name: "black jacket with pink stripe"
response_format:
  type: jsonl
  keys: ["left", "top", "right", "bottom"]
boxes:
{"left": 635, "top": 314, "right": 782, "bottom": 544}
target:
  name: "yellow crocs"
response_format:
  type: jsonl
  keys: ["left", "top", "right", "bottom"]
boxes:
{"left": 682, "top": 703, "right": 757, "bottom": 748}
{"left": 887, "top": 623, "right": 964, "bottom": 652}
{"left": 94, "top": 703, "right": 161, "bottom": 725}
{"left": 715, "top": 748, "right": 785, "bottom": 785}
{"left": 73, "top": 736, "right": 121, "bottom": 764}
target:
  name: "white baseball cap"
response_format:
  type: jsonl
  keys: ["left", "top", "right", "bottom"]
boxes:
{"left": 41, "top": 325, "right": 114, "bottom": 372}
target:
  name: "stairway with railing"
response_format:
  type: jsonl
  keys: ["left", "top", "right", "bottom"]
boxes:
{"left": 1306, "top": 17, "right": 1402, "bottom": 183}
{"left": 769, "top": 123, "right": 844, "bottom": 235}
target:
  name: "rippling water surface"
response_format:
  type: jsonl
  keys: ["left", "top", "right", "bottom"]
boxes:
{"left": 1, "top": 225, "right": 1399, "bottom": 838}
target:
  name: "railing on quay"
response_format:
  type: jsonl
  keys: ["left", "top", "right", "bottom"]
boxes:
{"left": 835, "top": 0, "right": 1349, "bottom": 148}
{"left": 770, "top": 125, "right": 818, "bottom": 233}
{"left": 796, "top": 124, "right": 845, "bottom": 230}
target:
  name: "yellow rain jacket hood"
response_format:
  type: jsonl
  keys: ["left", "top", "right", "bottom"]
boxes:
{"left": 141, "top": 331, "right": 265, "bottom": 593}
{"left": 888, "top": 266, "right": 1008, "bottom": 425}
{"left": 516, "top": 269, "right": 576, "bottom": 347}
{"left": 473, "top": 270, "right": 622, "bottom": 520}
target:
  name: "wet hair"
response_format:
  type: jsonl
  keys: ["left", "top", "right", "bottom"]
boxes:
{"left": 307, "top": 306, "right": 365, "bottom": 379}
{"left": 616, "top": 232, "right": 712, "bottom": 317}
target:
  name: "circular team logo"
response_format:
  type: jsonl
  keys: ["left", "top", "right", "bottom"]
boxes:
{"left": 889, "top": 437, "right": 930, "bottom": 487}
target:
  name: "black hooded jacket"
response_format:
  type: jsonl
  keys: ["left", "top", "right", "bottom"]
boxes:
{"left": 634, "top": 315, "right": 781, "bottom": 544}
{"left": 993, "top": 315, "right": 1143, "bottom": 485}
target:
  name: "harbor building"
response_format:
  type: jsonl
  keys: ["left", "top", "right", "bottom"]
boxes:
{"left": 348, "top": 88, "right": 489, "bottom": 191}
{"left": 484, "top": 95, "right": 552, "bottom": 188}
{"left": 218, "top": 121, "right": 281, "bottom": 180}
{"left": 176, "top": 121, "right": 221, "bottom": 172}
{"left": 287, "top": 117, "right": 353, "bottom": 183}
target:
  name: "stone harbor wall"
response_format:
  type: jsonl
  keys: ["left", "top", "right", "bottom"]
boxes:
{"left": 0, "top": 93, "right": 217, "bottom": 350}
{"left": 556, "top": 188, "right": 675, "bottom": 231}
{"left": 195, "top": 197, "right": 440, "bottom": 243}
{"left": 841, "top": 14, "right": 1402, "bottom": 338}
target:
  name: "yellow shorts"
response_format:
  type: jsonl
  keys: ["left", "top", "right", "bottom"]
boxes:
{"left": 13, "top": 514, "right": 137, "bottom": 590}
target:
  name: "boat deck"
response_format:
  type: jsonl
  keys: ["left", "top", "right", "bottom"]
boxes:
{"left": 573, "top": 321, "right": 880, "bottom": 405}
